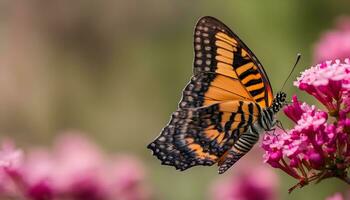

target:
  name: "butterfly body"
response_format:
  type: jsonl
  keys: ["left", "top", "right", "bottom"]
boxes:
{"left": 147, "top": 16, "right": 287, "bottom": 174}
{"left": 217, "top": 92, "right": 286, "bottom": 173}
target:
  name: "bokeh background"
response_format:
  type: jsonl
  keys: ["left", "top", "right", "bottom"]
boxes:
{"left": 0, "top": 0, "right": 349, "bottom": 199}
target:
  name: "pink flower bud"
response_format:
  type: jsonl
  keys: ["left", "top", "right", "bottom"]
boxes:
{"left": 307, "top": 151, "right": 324, "bottom": 170}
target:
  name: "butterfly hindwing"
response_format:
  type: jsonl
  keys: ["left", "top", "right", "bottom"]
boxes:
{"left": 148, "top": 100, "right": 262, "bottom": 171}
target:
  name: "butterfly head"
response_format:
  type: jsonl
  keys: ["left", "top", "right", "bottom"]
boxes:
{"left": 272, "top": 92, "right": 287, "bottom": 113}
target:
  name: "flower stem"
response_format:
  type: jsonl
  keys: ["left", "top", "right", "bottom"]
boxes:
{"left": 281, "top": 159, "right": 300, "bottom": 179}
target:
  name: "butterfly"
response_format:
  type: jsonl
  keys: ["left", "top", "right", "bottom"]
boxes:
{"left": 147, "top": 16, "right": 287, "bottom": 174}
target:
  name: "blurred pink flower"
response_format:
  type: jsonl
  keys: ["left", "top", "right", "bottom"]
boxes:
{"left": 0, "top": 140, "right": 23, "bottom": 171}
{"left": 210, "top": 166, "right": 278, "bottom": 200}
{"left": 262, "top": 59, "right": 350, "bottom": 192}
{"left": 326, "top": 193, "right": 345, "bottom": 200}
{"left": 24, "top": 150, "right": 54, "bottom": 200}
{"left": 326, "top": 192, "right": 350, "bottom": 200}
{"left": 314, "top": 16, "right": 350, "bottom": 63}
{"left": 0, "top": 141, "right": 25, "bottom": 199}
{"left": 49, "top": 133, "right": 107, "bottom": 200}
{"left": 0, "top": 132, "right": 152, "bottom": 200}
{"left": 110, "top": 156, "right": 151, "bottom": 200}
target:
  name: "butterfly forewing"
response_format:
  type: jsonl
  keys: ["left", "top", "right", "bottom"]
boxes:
{"left": 148, "top": 16, "right": 274, "bottom": 172}
{"left": 193, "top": 16, "right": 273, "bottom": 108}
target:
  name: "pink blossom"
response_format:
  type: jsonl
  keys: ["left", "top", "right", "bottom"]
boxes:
{"left": 294, "top": 59, "right": 350, "bottom": 112}
{"left": 0, "top": 132, "right": 152, "bottom": 200}
{"left": 314, "top": 16, "right": 350, "bottom": 63}
{"left": 0, "top": 140, "right": 23, "bottom": 173}
{"left": 24, "top": 150, "right": 55, "bottom": 200}
{"left": 325, "top": 192, "right": 350, "bottom": 200}
{"left": 263, "top": 59, "right": 350, "bottom": 192}
{"left": 210, "top": 166, "right": 278, "bottom": 200}
{"left": 0, "top": 141, "right": 24, "bottom": 199}
{"left": 49, "top": 133, "right": 108, "bottom": 199}
{"left": 326, "top": 193, "right": 345, "bottom": 200}
{"left": 283, "top": 95, "right": 305, "bottom": 123}
{"left": 109, "top": 156, "right": 150, "bottom": 200}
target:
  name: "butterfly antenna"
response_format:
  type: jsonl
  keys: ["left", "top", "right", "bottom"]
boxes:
{"left": 280, "top": 53, "right": 301, "bottom": 91}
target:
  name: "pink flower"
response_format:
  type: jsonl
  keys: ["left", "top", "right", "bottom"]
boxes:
{"left": 326, "top": 192, "right": 350, "bottom": 200}
{"left": 0, "top": 140, "right": 23, "bottom": 174}
{"left": 0, "top": 141, "right": 24, "bottom": 199}
{"left": 210, "top": 166, "right": 278, "bottom": 200}
{"left": 314, "top": 16, "right": 350, "bottom": 63}
{"left": 50, "top": 133, "right": 108, "bottom": 199}
{"left": 283, "top": 95, "right": 305, "bottom": 123}
{"left": 0, "top": 132, "right": 152, "bottom": 200}
{"left": 326, "top": 193, "right": 345, "bottom": 200}
{"left": 294, "top": 59, "right": 350, "bottom": 112}
{"left": 263, "top": 59, "right": 350, "bottom": 192}
{"left": 24, "top": 150, "right": 55, "bottom": 200}
{"left": 109, "top": 156, "right": 151, "bottom": 200}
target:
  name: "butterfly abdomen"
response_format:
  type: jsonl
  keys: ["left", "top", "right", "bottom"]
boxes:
{"left": 218, "top": 93, "right": 286, "bottom": 173}
{"left": 230, "top": 107, "right": 274, "bottom": 154}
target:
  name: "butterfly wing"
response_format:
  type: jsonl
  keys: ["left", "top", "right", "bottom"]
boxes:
{"left": 192, "top": 16, "right": 273, "bottom": 108}
{"left": 148, "top": 16, "right": 273, "bottom": 171}
{"left": 148, "top": 100, "right": 262, "bottom": 170}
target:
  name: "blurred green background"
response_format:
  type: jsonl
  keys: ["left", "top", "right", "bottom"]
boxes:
{"left": 0, "top": 0, "right": 349, "bottom": 199}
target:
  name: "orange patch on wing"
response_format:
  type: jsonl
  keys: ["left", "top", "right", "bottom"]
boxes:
{"left": 217, "top": 62, "right": 233, "bottom": 71}
{"left": 252, "top": 103, "right": 260, "bottom": 116}
{"left": 188, "top": 143, "right": 202, "bottom": 151}
{"left": 205, "top": 129, "right": 220, "bottom": 139}
{"left": 210, "top": 75, "right": 251, "bottom": 98}
{"left": 217, "top": 48, "right": 233, "bottom": 59}
{"left": 215, "top": 40, "right": 234, "bottom": 51}
{"left": 241, "top": 49, "right": 249, "bottom": 57}
{"left": 204, "top": 86, "right": 240, "bottom": 102}
{"left": 215, "top": 62, "right": 238, "bottom": 79}
{"left": 188, "top": 143, "right": 217, "bottom": 160}
{"left": 203, "top": 99, "right": 220, "bottom": 106}
{"left": 246, "top": 82, "right": 264, "bottom": 92}
{"left": 266, "top": 86, "right": 274, "bottom": 107}
{"left": 230, "top": 121, "right": 240, "bottom": 130}
{"left": 241, "top": 102, "right": 250, "bottom": 113}
{"left": 236, "top": 62, "right": 255, "bottom": 75}
{"left": 253, "top": 91, "right": 265, "bottom": 100}
{"left": 215, "top": 68, "right": 237, "bottom": 79}
{"left": 216, "top": 133, "right": 225, "bottom": 144}
{"left": 198, "top": 152, "right": 217, "bottom": 160}
{"left": 258, "top": 100, "right": 266, "bottom": 108}
{"left": 216, "top": 32, "right": 238, "bottom": 45}
{"left": 241, "top": 74, "right": 262, "bottom": 84}
{"left": 216, "top": 56, "right": 233, "bottom": 65}
{"left": 221, "top": 112, "right": 231, "bottom": 123}
{"left": 218, "top": 101, "right": 241, "bottom": 112}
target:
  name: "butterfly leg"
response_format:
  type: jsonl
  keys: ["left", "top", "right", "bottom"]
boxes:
{"left": 267, "top": 128, "right": 276, "bottom": 136}
{"left": 276, "top": 120, "right": 288, "bottom": 133}
{"left": 218, "top": 129, "right": 259, "bottom": 174}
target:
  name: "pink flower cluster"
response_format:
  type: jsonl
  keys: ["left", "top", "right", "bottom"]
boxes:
{"left": 314, "top": 16, "right": 350, "bottom": 63}
{"left": 262, "top": 59, "right": 350, "bottom": 191}
{"left": 0, "top": 132, "right": 151, "bottom": 200}
{"left": 210, "top": 165, "right": 278, "bottom": 200}
{"left": 294, "top": 59, "right": 350, "bottom": 113}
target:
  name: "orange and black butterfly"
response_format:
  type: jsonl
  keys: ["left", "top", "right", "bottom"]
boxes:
{"left": 147, "top": 16, "right": 287, "bottom": 174}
